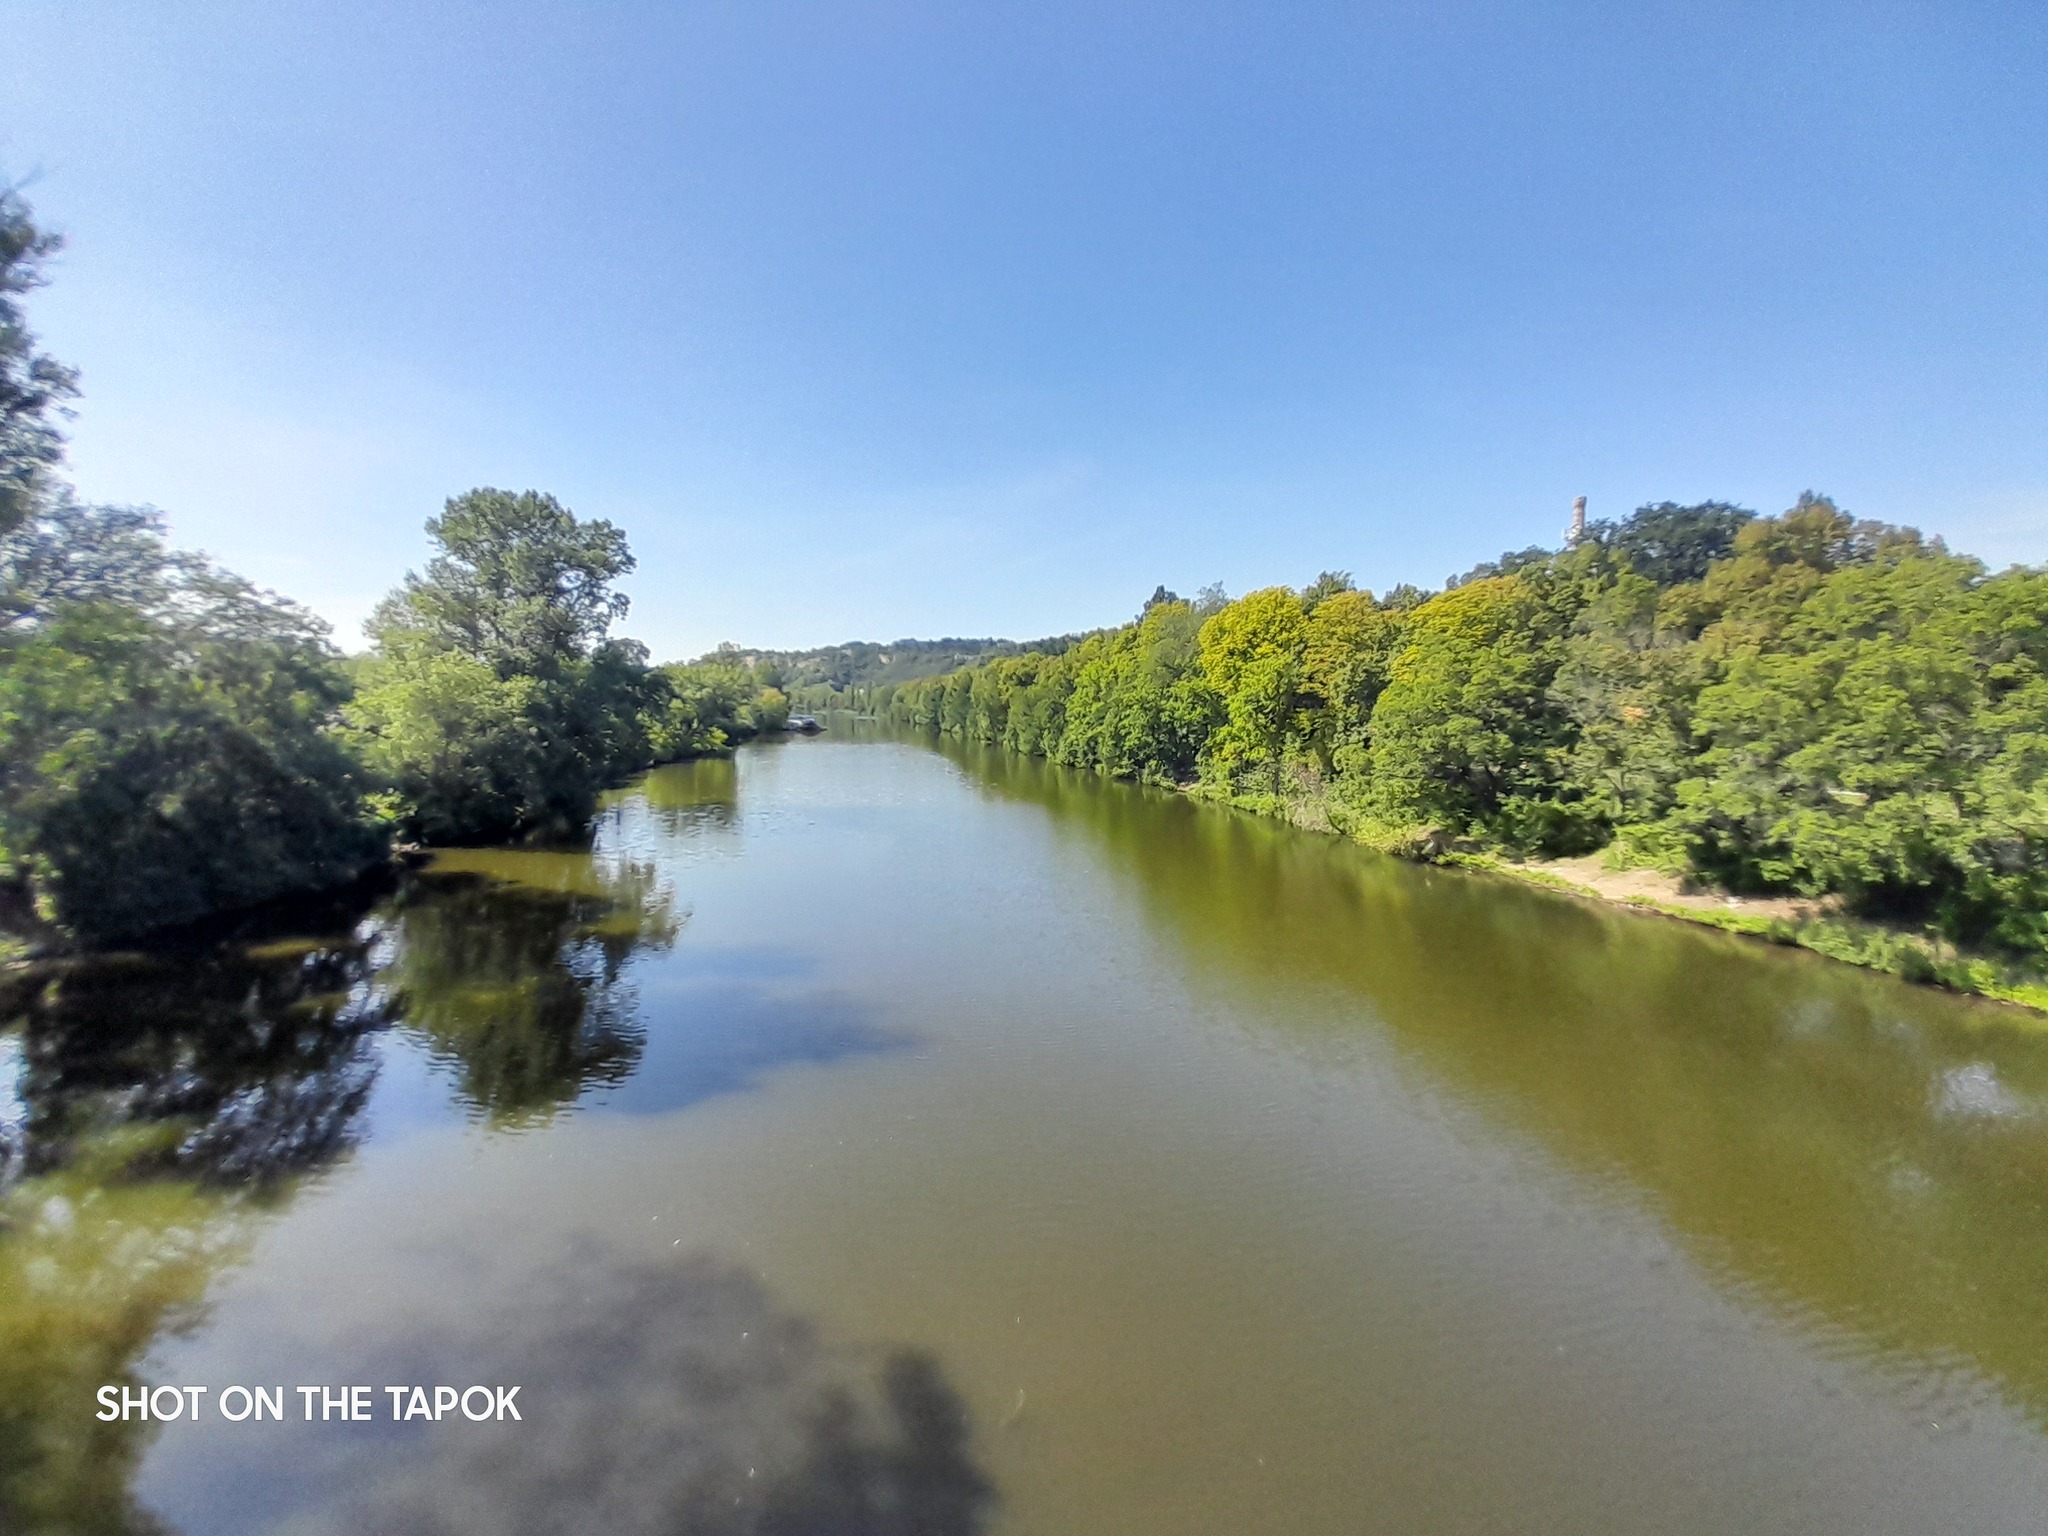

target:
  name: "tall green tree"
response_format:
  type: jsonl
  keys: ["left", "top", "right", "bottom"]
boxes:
{"left": 0, "top": 499, "right": 382, "bottom": 942}
{"left": 1299, "top": 586, "right": 1403, "bottom": 781}
{"left": 0, "top": 185, "right": 78, "bottom": 537}
{"left": 1197, "top": 587, "right": 1311, "bottom": 794}
{"left": 368, "top": 488, "right": 634, "bottom": 678}
{"left": 1550, "top": 573, "right": 1692, "bottom": 829}
{"left": 1366, "top": 575, "right": 1572, "bottom": 845}
{"left": 349, "top": 489, "right": 651, "bottom": 842}
{"left": 1588, "top": 501, "right": 1754, "bottom": 586}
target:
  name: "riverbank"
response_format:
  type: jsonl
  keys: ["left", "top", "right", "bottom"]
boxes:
{"left": 1458, "top": 852, "right": 2048, "bottom": 1017}
{"left": 1181, "top": 776, "right": 2048, "bottom": 1018}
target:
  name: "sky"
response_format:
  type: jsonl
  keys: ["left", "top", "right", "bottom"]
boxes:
{"left": 2, "top": 1, "right": 2044, "bottom": 660}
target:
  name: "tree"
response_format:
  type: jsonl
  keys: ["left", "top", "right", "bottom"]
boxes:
{"left": 1658, "top": 546, "right": 2003, "bottom": 910}
{"left": 1052, "top": 601, "right": 1214, "bottom": 781}
{"left": 343, "top": 641, "right": 547, "bottom": 843}
{"left": 0, "top": 495, "right": 183, "bottom": 631}
{"left": 350, "top": 489, "right": 651, "bottom": 842}
{"left": 1140, "top": 584, "right": 1181, "bottom": 616}
{"left": 1366, "top": 576, "right": 1569, "bottom": 843}
{"left": 0, "top": 185, "right": 78, "bottom": 536}
{"left": 0, "top": 500, "right": 382, "bottom": 941}
{"left": 368, "top": 488, "right": 634, "bottom": 678}
{"left": 1301, "top": 570, "right": 1356, "bottom": 609}
{"left": 1550, "top": 573, "right": 1692, "bottom": 829}
{"left": 1300, "top": 587, "right": 1402, "bottom": 780}
{"left": 884, "top": 488, "right": 2048, "bottom": 966}
{"left": 1198, "top": 587, "right": 1310, "bottom": 794}
{"left": 1587, "top": 501, "right": 1754, "bottom": 586}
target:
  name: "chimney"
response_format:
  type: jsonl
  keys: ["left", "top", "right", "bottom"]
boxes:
{"left": 1567, "top": 495, "right": 1587, "bottom": 545}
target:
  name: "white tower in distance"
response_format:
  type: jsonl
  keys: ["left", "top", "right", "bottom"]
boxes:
{"left": 1566, "top": 495, "right": 1587, "bottom": 545}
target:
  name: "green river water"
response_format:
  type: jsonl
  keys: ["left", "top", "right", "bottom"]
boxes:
{"left": 5, "top": 725, "right": 2048, "bottom": 1534}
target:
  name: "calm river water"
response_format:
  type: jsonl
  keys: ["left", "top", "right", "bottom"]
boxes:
{"left": 7, "top": 727, "right": 2048, "bottom": 1534}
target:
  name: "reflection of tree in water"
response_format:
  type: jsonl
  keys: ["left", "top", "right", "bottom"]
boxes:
{"left": 4, "top": 940, "right": 382, "bottom": 1191}
{"left": 291, "top": 1248, "right": 994, "bottom": 1536}
{"left": 376, "top": 856, "right": 681, "bottom": 1125}
{"left": 0, "top": 853, "right": 684, "bottom": 1533}
{"left": 940, "top": 733, "right": 2048, "bottom": 1428}
{"left": 0, "top": 934, "right": 385, "bottom": 1536}
{"left": 628, "top": 757, "right": 741, "bottom": 838}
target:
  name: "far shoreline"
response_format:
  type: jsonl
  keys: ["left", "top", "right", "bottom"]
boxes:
{"left": 1166, "top": 772, "right": 2048, "bottom": 1021}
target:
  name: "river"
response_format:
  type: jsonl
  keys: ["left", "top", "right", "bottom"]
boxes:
{"left": 5, "top": 726, "right": 2048, "bottom": 1534}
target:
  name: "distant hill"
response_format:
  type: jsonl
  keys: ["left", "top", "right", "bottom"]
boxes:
{"left": 697, "top": 634, "right": 1089, "bottom": 693}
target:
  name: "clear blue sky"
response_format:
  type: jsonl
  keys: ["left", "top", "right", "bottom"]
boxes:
{"left": 4, "top": 1, "right": 2044, "bottom": 659}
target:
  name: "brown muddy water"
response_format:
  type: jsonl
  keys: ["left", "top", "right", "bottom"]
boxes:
{"left": 5, "top": 725, "right": 2048, "bottom": 1534}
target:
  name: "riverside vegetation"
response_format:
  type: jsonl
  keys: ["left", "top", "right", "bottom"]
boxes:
{"left": 879, "top": 506, "right": 2048, "bottom": 1009}
{"left": 4, "top": 179, "right": 2045, "bottom": 1005}
{"left": 0, "top": 188, "right": 792, "bottom": 952}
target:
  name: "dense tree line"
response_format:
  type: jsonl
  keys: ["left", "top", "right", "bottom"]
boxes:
{"left": 725, "top": 634, "right": 1084, "bottom": 708}
{"left": 886, "top": 500, "right": 2048, "bottom": 968}
{"left": 0, "top": 187, "right": 786, "bottom": 947}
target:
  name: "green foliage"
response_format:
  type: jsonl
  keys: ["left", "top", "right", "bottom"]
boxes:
{"left": 644, "top": 657, "right": 792, "bottom": 761}
{"left": 1550, "top": 573, "right": 1692, "bottom": 827}
{"left": 0, "top": 183, "right": 387, "bottom": 944}
{"left": 711, "top": 633, "right": 1083, "bottom": 708}
{"left": 883, "top": 598, "right": 1218, "bottom": 784}
{"left": 1366, "top": 575, "right": 1577, "bottom": 846}
{"left": 343, "top": 641, "right": 548, "bottom": 843}
{"left": 0, "top": 186, "right": 78, "bottom": 537}
{"left": 0, "top": 184, "right": 722, "bottom": 945}
{"left": 1300, "top": 587, "right": 1402, "bottom": 778}
{"left": 1656, "top": 543, "right": 2048, "bottom": 951}
{"left": 1588, "top": 500, "right": 1754, "bottom": 586}
{"left": 1059, "top": 601, "right": 1218, "bottom": 781}
{"left": 348, "top": 488, "right": 666, "bottom": 843}
{"left": 368, "top": 488, "right": 633, "bottom": 678}
{"left": 1197, "top": 587, "right": 1312, "bottom": 793}
{"left": 0, "top": 500, "right": 383, "bottom": 942}
{"left": 890, "top": 501, "right": 2048, "bottom": 971}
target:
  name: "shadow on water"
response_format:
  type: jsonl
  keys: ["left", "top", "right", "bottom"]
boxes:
{"left": 930, "top": 732, "right": 2048, "bottom": 1424}
{"left": 174, "top": 1244, "right": 995, "bottom": 1536}
{"left": 609, "top": 954, "right": 908, "bottom": 1117}
{"left": 0, "top": 930, "right": 388, "bottom": 1536}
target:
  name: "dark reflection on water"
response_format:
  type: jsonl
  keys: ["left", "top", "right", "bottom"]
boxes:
{"left": 177, "top": 1247, "right": 995, "bottom": 1536}
{"left": 380, "top": 854, "right": 900, "bottom": 1124}
{"left": 2, "top": 938, "right": 382, "bottom": 1193}
{"left": 0, "top": 946, "right": 386, "bottom": 1533}
{"left": 0, "top": 936, "right": 389, "bottom": 1536}
{"left": 0, "top": 761, "right": 922, "bottom": 1536}
{"left": 929, "top": 730, "right": 2048, "bottom": 1424}
{"left": 624, "top": 754, "right": 742, "bottom": 836}
{"left": 377, "top": 858, "right": 680, "bottom": 1126}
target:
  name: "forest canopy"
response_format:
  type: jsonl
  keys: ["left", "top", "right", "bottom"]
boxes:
{"left": 884, "top": 497, "right": 2048, "bottom": 970}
